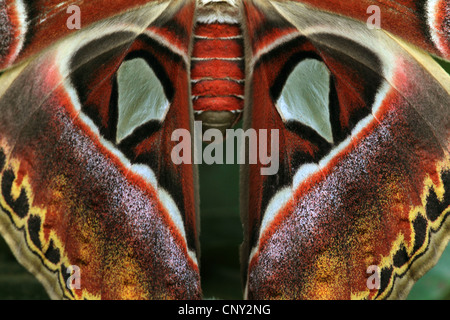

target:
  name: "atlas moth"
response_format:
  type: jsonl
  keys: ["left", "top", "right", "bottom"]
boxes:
{"left": 0, "top": 0, "right": 449, "bottom": 300}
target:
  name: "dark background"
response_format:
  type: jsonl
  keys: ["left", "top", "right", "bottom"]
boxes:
{"left": 0, "top": 59, "right": 449, "bottom": 300}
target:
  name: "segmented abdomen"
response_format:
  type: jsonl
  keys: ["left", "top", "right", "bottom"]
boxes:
{"left": 190, "top": 21, "right": 245, "bottom": 127}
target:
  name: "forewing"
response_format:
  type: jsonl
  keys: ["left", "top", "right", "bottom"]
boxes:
{"left": 0, "top": 0, "right": 201, "bottom": 299}
{"left": 241, "top": 0, "right": 450, "bottom": 299}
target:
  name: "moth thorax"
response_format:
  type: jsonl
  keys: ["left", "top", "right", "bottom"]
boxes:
{"left": 196, "top": 0, "right": 240, "bottom": 23}
{"left": 192, "top": 0, "right": 244, "bottom": 134}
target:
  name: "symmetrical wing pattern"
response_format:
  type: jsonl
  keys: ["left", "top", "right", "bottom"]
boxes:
{"left": 0, "top": 0, "right": 448, "bottom": 300}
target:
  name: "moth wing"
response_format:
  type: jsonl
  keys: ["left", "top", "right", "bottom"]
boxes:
{"left": 277, "top": 0, "right": 450, "bottom": 60}
{"left": 0, "top": 0, "right": 201, "bottom": 299}
{"left": 241, "top": 0, "right": 450, "bottom": 299}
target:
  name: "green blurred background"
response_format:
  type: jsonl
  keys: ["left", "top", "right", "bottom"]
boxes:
{"left": 0, "top": 59, "right": 449, "bottom": 300}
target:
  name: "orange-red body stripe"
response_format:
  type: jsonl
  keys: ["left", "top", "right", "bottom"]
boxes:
{"left": 191, "top": 22, "right": 245, "bottom": 113}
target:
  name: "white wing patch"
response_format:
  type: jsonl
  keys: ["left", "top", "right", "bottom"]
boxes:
{"left": 5, "top": 0, "right": 28, "bottom": 67}
{"left": 116, "top": 58, "right": 170, "bottom": 143}
{"left": 275, "top": 58, "right": 333, "bottom": 144}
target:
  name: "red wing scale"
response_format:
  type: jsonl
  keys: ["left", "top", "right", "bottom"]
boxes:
{"left": 241, "top": 0, "right": 450, "bottom": 299}
{"left": 0, "top": 0, "right": 201, "bottom": 299}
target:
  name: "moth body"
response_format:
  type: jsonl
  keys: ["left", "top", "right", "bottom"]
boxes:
{"left": 191, "top": 0, "right": 244, "bottom": 133}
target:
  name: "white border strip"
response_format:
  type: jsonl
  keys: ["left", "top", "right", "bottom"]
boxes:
{"left": 4, "top": 0, "right": 28, "bottom": 67}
